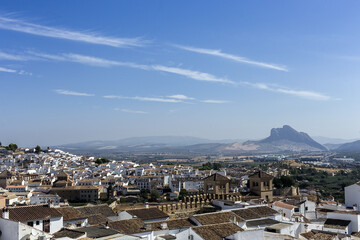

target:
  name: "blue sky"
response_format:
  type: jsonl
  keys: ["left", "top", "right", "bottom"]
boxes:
{"left": 1, "top": 1, "right": 360, "bottom": 146}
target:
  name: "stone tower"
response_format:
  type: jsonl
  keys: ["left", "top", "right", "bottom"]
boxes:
{"left": 249, "top": 170, "right": 274, "bottom": 202}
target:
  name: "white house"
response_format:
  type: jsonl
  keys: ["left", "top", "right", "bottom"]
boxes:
{"left": 6, "top": 185, "right": 28, "bottom": 192}
{"left": 55, "top": 207, "right": 88, "bottom": 228}
{"left": 323, "top": 218, "right": 351, "bottom": 234}
{"left": 118, "top": 207, "right": 169, "bottom": 223}
{"left": 2, "top": 204, "right": 63, "bottom": 234}
{"left": 345, "top": 182, "right": 360, "bottom": 208}
{"left": 272, "top": 201, "right": 294, "bottom": 219}
{"left": 327, "top": 210, "right": 360, "bottom": 233}
{"left": 30, "top": 193, "right": 61, "bottom": 206}
{"left": 0, "top": 217, "right": 52, "bottom": 240}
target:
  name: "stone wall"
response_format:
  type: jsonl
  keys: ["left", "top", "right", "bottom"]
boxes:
{"left": 157, "top": 193, "right": 243, "bottom": 215}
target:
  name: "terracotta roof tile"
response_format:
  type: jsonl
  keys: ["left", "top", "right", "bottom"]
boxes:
{"left": 192, "top": 211, "right": 244, "bottom": 225}
{"left": 5, "top": 205, "right": 62, "bottom": 222}
{"left": 76, "top": 204, "right": 116, "bottom": 218}
{"left": 55, "top": 207, "right": 87, "bottom": 221}
{"left": 273, "top": 201, "right": 294, "bottom": 210}
{"left": 203, "top": 173, "right": 229, "bottom": 181}
{"left": 193, "top": 222, "right": 243, "bottom": 240}
{"left": 125, "top": 207, "right": 169, "bottom": 221}
{"left": 52, "top": 228, "right": 85, "bottom": 239}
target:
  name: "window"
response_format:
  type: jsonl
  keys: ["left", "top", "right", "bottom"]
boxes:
{"left": 27, "top": 221, "right": 33, "bottom": 227}
{"left": 36, "top": 221, "right": 40, "bottom": 225}
{"left": 294, "top": 208, "right": 300, "bottom": 212}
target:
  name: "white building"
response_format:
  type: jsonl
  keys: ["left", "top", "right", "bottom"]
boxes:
{"left": 2, "top": 205, "right": 63, "bottom": 234}
{"left": 30, "top": 193, "right": 61, "bottom": 206}
{"left": 272, "top": 201, "right": 295, "bottom": 219}
{"left": 345, "top": 182, "right": 360, "bottom": 208}
{"left": 327, "top": 210, "right": 360, "bottom": 234}
{"left": 118, "top": 207, "right": 170, "bottom": 223}
{"left": 0, "top": 217, "right": 52, "bottom": 240}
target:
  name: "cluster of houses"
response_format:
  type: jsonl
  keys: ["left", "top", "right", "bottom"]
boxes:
{"left": 2, "top": 147, "right": 360, "bottom": 239}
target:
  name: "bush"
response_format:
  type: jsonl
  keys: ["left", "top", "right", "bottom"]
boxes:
{"left": 5, "top": 143, "right": 18, "bottom": 151}
{"left": 95, "top": 158, "right": 111, "bottom": 164}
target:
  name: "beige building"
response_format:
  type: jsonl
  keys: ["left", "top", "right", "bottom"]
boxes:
{"left": 52, "top": 170, "right": 74, "bottom": 188}
{"left": 203, "top": 173, "right": 230, "bottom": 195}
{"left": 249, "top": 170, "right": 274, "bottom": 202}
{"left": 0, "top": 170, "right": 15, "bottom": 188}
{"left": 50, "top": 185, "right": 99, "bottom": 202}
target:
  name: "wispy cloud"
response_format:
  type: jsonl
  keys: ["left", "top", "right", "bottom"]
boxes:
{"left": 0, "top": 66, "right": 32, "bottom": 75}
{"left": 168, "top": 94, "right": 195, "bottom": 100}
{"left": 105, "top": 94, "right": 230, "bottom": 104}
{"left": 200, "top": 99, "right": 230, "bottom": 104}
{"left": 0, "top": 15, "right": 146, "bottom": 48}
{"left": 0, "top": 66, "right": 17, "bottom": 73}
{"left": 55, "top": 89, "right": 94, "bottom": 97}
{"left": 104, "top": 95, "right": 183, "bottom": 103}
{"left": 0, "top": 51, "right": 35, "bottom": 61}
{"left": 27, "top": 52, "right": 234, "bottom": 84}
{"left": 64, "top": 53, "right": 149, "bottom": 69}
{"left": 10, "top": 51, "right": 332, "bottom": 101}
{"left": 114, "top": 108, "right": 148, "bottom": 114}
{"left": 173, "top": 44, "right": 288, "bottom": 72}
{"left": 242, "top": 82, "right": 332, "bottom": 101}
{"left": 17, "top": 70, "right": 32, "bottom": 76}
{"left": 151, "top": 65, "right": 234, "bottom": 84}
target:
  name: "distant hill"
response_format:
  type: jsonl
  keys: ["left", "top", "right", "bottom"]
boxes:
{"left": 336, "top": 140, "right": 360, "bottom": 152}
{"left": 219, "top": 125, "right": 327, "bottom": 153}
{"left": 55, "top": 136, "right": 241, "bottom": 153}
{"left": 323, "top": 143, "right": 343, "bottom": 150}
{"left": 312, "top": 136, "right": 359, "bottom": 145}
{"left": 56, "top": 125, "right": 327, "bottom": 154}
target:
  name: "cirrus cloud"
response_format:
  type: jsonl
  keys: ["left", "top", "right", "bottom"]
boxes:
{"left": 0, "top": 15, "right": 146, "bottom": 48}
{"left": 55, "top": 89, "right": 95, "bottom": 97}
{"left": 173, "top": 44, "right": 288, "bottom": 72}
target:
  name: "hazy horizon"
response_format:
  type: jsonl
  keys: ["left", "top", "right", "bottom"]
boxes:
{"left": 2, "top": 1, "right": 360, "bottom": 146}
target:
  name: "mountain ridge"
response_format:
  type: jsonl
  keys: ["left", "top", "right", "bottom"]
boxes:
{"left": 336, "top": 140, "right": 360, "bottom": 152}
{"left": 56, "top": 125, "right": 327, "bottom": 154}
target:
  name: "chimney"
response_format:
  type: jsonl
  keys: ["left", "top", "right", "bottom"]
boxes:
{"left": 160, "top": 223, "right": 168, "bottom": 230}
{"left": 144, "top": 223, "right": 152, "bottom": 231}
{"left": 2, "top": 208, "right": 9, "bottom": 219}
{"left": 229, "top": 215, "right": 236, "bottom": 224}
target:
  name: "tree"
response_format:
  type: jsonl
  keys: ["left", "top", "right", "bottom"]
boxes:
{"left": 95, "top": 158, "right": 110, "bottom": 164}
{"left": 273, "top": 176, "right": 295, "bottom": 189}
{"left": 35, "top": 145, "right": 42, "bottom": 153}
{"left": 178, "top": 189, "right": 188, "bottom": 200}
{"left": 273, "top": 178, "right": 282, "bottom": 189}
{"left": 281, "top": 175, "right": 295, "bottom": 188}
{"left": 5, "top": 143, "right": 18, "bottom": 151}
{"left": 212, "top": 163, "right": 224, "bottom": 170}
{"left": 140, "top": 189, "right": 149, "bottom": 201}
{"left": 198, "top": 162, "right": 225, "bottom": 170}
{"left": 150, "top": 190, "right": 160, "bottom": 202}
